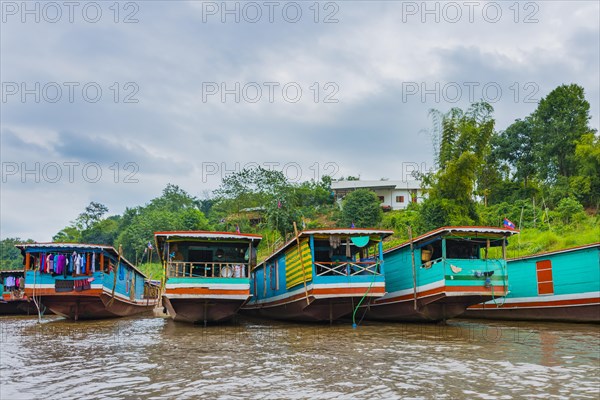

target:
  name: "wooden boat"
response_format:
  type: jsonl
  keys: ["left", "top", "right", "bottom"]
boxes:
{"left": 19, "top": 243, "right": 159, "bottom": 320}
{"left": 155, "top": 231, "right": 262, "bottom": 324}
{"left": 463, "top": 243, "right": 600, "bottom": 322}
{"left": 1, "top": 269, "right": 36, "bottom": 315}
{"left": 361, "top": 227, "right": 518, "bottom": 322}
{"left": 242, "top": 228, "right": 394, "bottom": 322}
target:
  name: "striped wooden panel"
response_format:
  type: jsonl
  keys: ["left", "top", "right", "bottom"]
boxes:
{"left": 285, "top": 239, "right": 313, "bottom": 289}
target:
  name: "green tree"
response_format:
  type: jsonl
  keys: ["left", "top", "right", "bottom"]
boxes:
{"left": 0, "top": 238, "right": 34, "bottom": 270}
{"left": 553, "top": 197, "right": 586, "bottom": 225}
{"left": 52, "top": 226, "right": 82, "bottom": 243}
{"left": 533, "top": 84, "right": 592, "bottom": 181}
{"left": 116, "top": 185, "right": 211, "bottom": 261}
{"left": 574, "top": 133, "right": 600, "bottom": 207}
{"left": 496, "top": 117, "right": 537, "bottom": 188}
{"left": 340, "top": 189, "right": 383, "bottom": 228}
{"left": 212, "top": 167, "right": 335, "bottom": 238}
{"left": 80, "top": 216, "right": 121, "bottom": 245}
{"left": 420, "top": 102, "right": 495, "bottom": 229}
{"left": 75, "top": 201, "right": 109, "bottom": 230}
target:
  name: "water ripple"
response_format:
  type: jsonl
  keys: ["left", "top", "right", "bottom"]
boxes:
{"left": 1, "top": 316, "right": 598, "bottom": 399}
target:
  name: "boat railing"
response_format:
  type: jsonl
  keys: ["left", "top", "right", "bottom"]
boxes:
{"left": 314, "top": 261, "right": 381, "bottom": 276}
{"left": 167, "top": 262, "right": 249, "bottom": 279}
{"left": 421, "top": 257, "right": 443, "bottom": 269}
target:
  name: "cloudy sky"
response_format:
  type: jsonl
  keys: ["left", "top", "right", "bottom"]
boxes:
{"left": 1, "top": 0, "right": 599, "bottom": 241}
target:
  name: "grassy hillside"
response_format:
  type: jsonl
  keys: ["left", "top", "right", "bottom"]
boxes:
{"left": 380, "top": 212, "right": 599, "bottom": 258}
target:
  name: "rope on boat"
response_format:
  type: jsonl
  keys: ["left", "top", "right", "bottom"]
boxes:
{"left": 31, "top": 264, "right": 43, "bottom": 324}
{"left": 351, "top": 261, "right": 379, "bottom": 329}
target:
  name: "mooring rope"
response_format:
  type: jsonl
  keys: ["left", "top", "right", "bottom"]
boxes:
{"left": 352, "top": 261, "right": 379, "bottom": 329}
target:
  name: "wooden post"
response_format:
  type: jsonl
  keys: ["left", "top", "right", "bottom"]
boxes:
{"left": 502, "top": 237, "right": 507, "bottom": 260}
{"left": 408, "top": 227, "right": 418, "bottom": 311}
{"left": 247, "top": 241, "right": 252, "bottom": 278}
{"left": 263, "top": 261, "right": 267, "bottom": 296}
{"left": 293, "top": 222, "right": 310, "bottom": 306}
{"left": 485, "top": 239, "right": 490, "bottom": 260}
{"left": 532, "top": 197, "right": 536, "bottom": 228}
{"left": 100, "top": 252, "right": 105, "bottom": 273}
{"left": 25, "top": 252, "right": 31, "bottom": 271}
{"left": 86, "top": 253, "right": 90, "bottom": 275}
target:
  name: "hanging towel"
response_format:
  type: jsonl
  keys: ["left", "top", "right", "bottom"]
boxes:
{"left": 75, "top": 253, "right": 82, "bottom": 274}
{"left": 350, "top": 236, "right": 370, "bottom": 248}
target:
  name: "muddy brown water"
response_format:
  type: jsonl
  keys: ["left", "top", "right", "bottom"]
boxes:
{"left": 1, "top": 315, "right": 598, "bottom": 399}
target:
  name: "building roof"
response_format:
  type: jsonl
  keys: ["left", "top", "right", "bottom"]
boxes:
{"left": 14, "top": 243, "right": 146, "bottom": 278}
{"left": 331, "top": 180, "right": 423, "bottom": 190}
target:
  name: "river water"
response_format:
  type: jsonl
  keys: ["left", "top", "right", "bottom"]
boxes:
{"left": 1, "top": 315, "right": 598, "bottom": 399}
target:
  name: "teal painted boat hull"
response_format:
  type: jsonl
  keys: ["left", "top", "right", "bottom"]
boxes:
{"left": 464, "top": 243, "right": 600, "bottom": 323}
{"left": 362, "top": 227, "right": 515, "bottom": 322}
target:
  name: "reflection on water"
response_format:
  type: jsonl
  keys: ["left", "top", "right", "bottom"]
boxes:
{"left": 1, "top": 315, "right": 599, "bottom": 399}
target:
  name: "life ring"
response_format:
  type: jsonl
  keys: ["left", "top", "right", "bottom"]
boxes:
{"left": 220, "top": 266, "right": 233, "bottom": 278}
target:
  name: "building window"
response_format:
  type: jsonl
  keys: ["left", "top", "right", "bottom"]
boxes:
{"left": 536, "top": 260, "right": 554, "bottom": 295}
{"left": 378, "top": 196, "right": 385, "bottom": 202}
{"left": 396, "top": 195, "right": 405, "bottom": 203}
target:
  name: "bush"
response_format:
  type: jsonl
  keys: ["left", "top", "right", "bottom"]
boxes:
{"left": 554, "top": 197, "right": 585, "bottom": 224}
{"left": 340, "top": 189, "right": 383, "bottom": 228}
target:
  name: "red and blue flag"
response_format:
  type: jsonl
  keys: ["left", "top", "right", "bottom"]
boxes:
{"left": 503, "top": 218, "right": 516, "bottom": 230}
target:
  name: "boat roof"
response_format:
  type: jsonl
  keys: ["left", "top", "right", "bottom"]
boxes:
{"left": 385, "top": 226, "right": 519, "bottom": 253}
{"left": 508, "top": 242, "right": 600, "bottom": 261}
{"left": 154, "top": 231, "right": 262, "bottom": 242}
{"left": 15, "top": 243, "right": 147, "bottom": 278}
{"left": 261, "top": 228, "right": 394, "bottom": 265}
{"left": 0, "top": 270, "right": 24, "bottom": 274}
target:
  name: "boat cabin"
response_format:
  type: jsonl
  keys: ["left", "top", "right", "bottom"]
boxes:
{"left": 155, "top": 231, "right": 262, "bottom": 280}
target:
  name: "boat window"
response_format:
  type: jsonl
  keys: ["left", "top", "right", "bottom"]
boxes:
{"left": 312, "top": 238, "right": 380, "bottom": 276}
{"left": 420, "top": 240, "right": 442, "bottom": 264}
{"left": 445, "top": 239, "right": 481, "bottom": 259}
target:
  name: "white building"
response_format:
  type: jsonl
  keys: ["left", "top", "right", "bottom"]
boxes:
{"left": 331, "top": 180, "right": 425, "bottom": 210}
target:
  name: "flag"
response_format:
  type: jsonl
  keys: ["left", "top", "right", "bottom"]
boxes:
{"left": 147, "top": 241, "right": 153, "bottom": 250}
{"left": 236, "top": 224, "right": 241, "bottom": 234}
{"left": 351, "top": 222, "right": 355, "bottom": 228}
{"left": 503, "top": 218, "right": 516, "bottom": 230}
